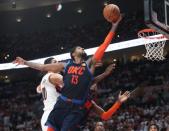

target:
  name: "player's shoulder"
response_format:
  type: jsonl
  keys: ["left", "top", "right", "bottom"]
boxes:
{"left": 42, "top": 73, "right": 52, "bottom": 79}
{"left": 41, "top": 73, "right": 53, "bottom": 84}
{"left": 49, "top": 73, "right": 63, "bottom": 79}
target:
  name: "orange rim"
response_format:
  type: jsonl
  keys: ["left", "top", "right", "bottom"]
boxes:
{"left": 138, "top": 28, "right": 165, "bottom": 39}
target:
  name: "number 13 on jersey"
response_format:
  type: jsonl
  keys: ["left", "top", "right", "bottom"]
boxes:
{"left": 71, "top": 75, "right": 79, "bottom": 85}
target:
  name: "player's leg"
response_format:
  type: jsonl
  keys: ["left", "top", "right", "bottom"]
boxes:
{"left": 69, "top": 125, "right": 81, "bottom": 131}
{"left": 46, "top": 99, "right": 70, "bottom": 130}
{"left": 61, "top": 110, "right": 84, "bottom": 131}
{"left": 41, "top": 112, "right": 46, "bottom": 131}
{"left": 46, "top": 109, "right": 63, "bottom": 130}
{"left": 41, "top": 110, "right": 52, "bottom": 131}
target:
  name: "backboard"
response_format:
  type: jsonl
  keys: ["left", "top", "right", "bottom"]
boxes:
{"left": 144, "top": 0, "right": 169, "bottom": 38}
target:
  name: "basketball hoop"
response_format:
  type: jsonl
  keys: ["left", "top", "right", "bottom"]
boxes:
{"left": 138, "top": 29, "right": 167, "bottom": 61}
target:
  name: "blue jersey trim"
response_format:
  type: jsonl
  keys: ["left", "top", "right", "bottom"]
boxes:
{"left": 63, "top": 60, "right": 71, "bottom": 73}
{"left": 60, "top": 95, "right": 85, "bottom": 105}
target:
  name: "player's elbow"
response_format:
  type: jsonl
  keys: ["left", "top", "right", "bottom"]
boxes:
{"left": 101, "top": 113, "right": 110, "bottom": 121}
{"left": 37, "top": 90, "right": 42, "bottom": 94}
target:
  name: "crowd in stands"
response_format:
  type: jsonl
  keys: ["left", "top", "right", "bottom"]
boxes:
{"left": 95, "top": 56, "right": 169, "bottom": 98}
{"left": 0, "top": 82, "right": 42, "bottom": 131}
{"left": 84, "top": 84, "right": 169, "bottom": 131}
{"left": 82, "top": 56, "right": 169, "bottom": 131}
{"left": 0, "top": 12, "right": 145, "bottom": 63}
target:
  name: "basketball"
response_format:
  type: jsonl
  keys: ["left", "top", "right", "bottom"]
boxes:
{"left": 103, "top": 4, "right": 120, "bottom": 23}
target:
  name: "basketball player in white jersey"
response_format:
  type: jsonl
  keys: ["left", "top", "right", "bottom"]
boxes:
{"left": 36, "top": 57, "right": 64, "bottom": 131}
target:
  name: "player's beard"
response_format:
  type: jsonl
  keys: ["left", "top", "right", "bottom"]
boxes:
{"left": 81, "top": 52, "right": 87, "bottom": 60}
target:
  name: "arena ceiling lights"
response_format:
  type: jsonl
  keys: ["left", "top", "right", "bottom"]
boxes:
{"left": 0, "top": 0, "right": 80, "bottom": 11}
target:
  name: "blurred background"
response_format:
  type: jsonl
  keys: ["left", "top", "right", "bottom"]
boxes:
{"left": 0, "top": 0, "right": 169, "bottom": 130}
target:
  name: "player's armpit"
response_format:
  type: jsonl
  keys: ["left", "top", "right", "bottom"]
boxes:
{"left": 86, "top": 57, "right": 92, "bottom": 67}
{"left": 101, "top": 101, "right": 121, "bottom": 120}
{"left": 86, "top": 57, "right": 96, "bottom": 74}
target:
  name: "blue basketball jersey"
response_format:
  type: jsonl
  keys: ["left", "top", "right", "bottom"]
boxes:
{"left": 61, "top": 60, "right": 93, "bottom": 100}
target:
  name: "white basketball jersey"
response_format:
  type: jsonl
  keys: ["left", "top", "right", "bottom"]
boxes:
{"left": 40, "top": 73, "right": 62, "bottom": 111}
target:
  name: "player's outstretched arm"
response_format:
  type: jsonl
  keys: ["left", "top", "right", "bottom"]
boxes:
{"left": 93, "top": 64, "right": 115, "bottom": 84}
{"left": 91, "top": 16, "right": 122, "bottom": 65}
{"left": 13, "top": 57, "right": 65, "bottom": 72}
{"left": 91, "top": 91, "right": 130, "bottom": 120}
{"left": 101, "top": 91, "right": 130, "bottom": 120}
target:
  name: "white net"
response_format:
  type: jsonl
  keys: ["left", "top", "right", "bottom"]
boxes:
{"left": 138, "top": 29, "right": 167, "bottom": 61}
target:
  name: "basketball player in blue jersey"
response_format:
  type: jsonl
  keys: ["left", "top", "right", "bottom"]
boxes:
{"left": 37, "top": 62, "right": 130, "bottom": 131}
{"left": 13, "top": 16, "right": 122, "bottom": 131}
